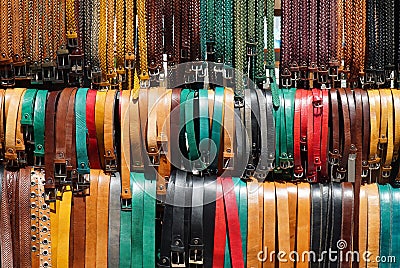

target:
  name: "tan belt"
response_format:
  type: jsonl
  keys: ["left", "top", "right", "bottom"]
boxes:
{"left": 392, "top": 89, "right": 400, "bottom": 163}
{"left": 380, "top": 89, "right": 393, "bottom": 181}
{"left": 95, "top": 91, "right": 107, "bottom": 170}
{"left": 31, "top": 168, "right": 40, "bottom": 268}
{"left": 96, "top": 171, "right": 111, "bottom": 266}
{"left": 263, "top": 181, "right": 276, "bottom": 268}
{"left": 130, "top": 90, "right": 144, "bottom": 171}
{"left": 156, "top": 88, "right": 172, "bottom": 195}
{"left": 366, "top": 183, "right": 380, "bottom": 268}
{"left": 367, "top": 90, "right": 380, "bottom": 181}
{"left": 104, "top": 90, "right": 117, "bottom": 172}
{"left": 18, "top": 168, "right": 31, "bottom": 268}
{"left": 287, "top": 183, "right": 297, "bottom": 260}
{"left": 56, "top": 186, "right": 72, "bottom": 268}
{"left": 147, "top": 87, "right": 162, "bottom": 164}
{"left": 0, "top": 89, "right": 5, "bottom": 151}
{"left": 296, "top": 183, "right": 310, "bottom": 268}
{"left": 223, "top": 87, "right": 235, "bottom": 170}
{"left": 247, "top": 178, "right": 261, "bottom": 268}
{"left": 359, "top": 185, "right": 368, "bottom": 268}
{"left": 120, "top": 90, "right": 132, "bottom": 200}
{"left": 275, "top": 182, "right": 292, "bottom": 268}
{"left": 85, "top": 169, "right": 100, "bottom": 267}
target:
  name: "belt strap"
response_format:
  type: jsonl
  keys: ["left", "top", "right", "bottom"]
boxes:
{"left": 366, "top": 183, "right": 380, "bottom": 268}
{"left": 199, "top": 89, "right": 210, "bottom": 169}
{"left": 310, "top": 183, "right": 322, "bottom": 266}
{"left": 170, "top": 88, "right": 182, "bottom": 169}
{"left": 119, "top": 172, "right": 132, "bottom": 268}
{"left": 72, "top": 194, "right": 86, "bottom": 267}
{"left": 330, "top": 183, "right": 342, "bottom": 268}
{"left": 18, "top": 168, "right": 31, "bottom": 268}
{"left": 320, "top": 89, "right": 329, "bottom": 179}
{"left": 263, "top": 181, "right": 276, "bottom": 267}
{"left": 189, "top": 176, "right": 204, "bottom": 266}
{"left": 361, "top": 90, "right": 370, "bottom": 180}
{"left": 95, "top": 91, "right": 107, "bottom": 170}
{"left": 85, "top": 169, "right": 99, "bottom": 266}
{"left": 393, "top": 90, "right": 400, "bottom": 163}
{"left": 340, "top": 182, "right": 354, "bottom": 268}
{"left": 108, "top": 173, "right": 121, "bottom": 267}
{"left": 57, "top": 186, "right": 72, "bottom": 267}
{"left": 30, "top": 168, "right": 40, "bottom": 268}
{"left": 367, "top": 90, "right": 380, "bottom": 182}
{"left": 246, "top": 178, "right": 261, "bottom": 267}
{"left": 329, "top": 88, "right": 340, "bottom": 180}
{"left": 338, "top": 88, "right": 351, "bottom": 181}
{"left": 104, "top": 90, "right": 117, "bottom": 172}
{"left": 391, "top": 187, "right": 400, "bottom": 264}
{"left": 44, "top": 91, "right": 61, "bottom": 195}
{"left": 294, "top": 89, "right": 304, "bottom": 178}
{"left": 380, "top": 89, "right": 394, "bottom": 181}
{"left": 296, "top": 182, "right": 310, "bottom": 268}
{"left": 359, "top": 185, "right": 368, "bottom": 268}
{"left": 86, "top": 90, "right": 101, "bottom": 169}
{"left": 20, "top": 88, "right": 38, "bottom": 149}
{"left": 1, "top": 169, "right": 14, "bottom": 268}
{"left": 33, "top": 90, "right": 48, "bottom": 165}
{"left": 75, "top": 88, "right": 90, "bottom": 174}
{"left": 254, "top": 88, "right": 268, "bottom": 179}
{"left": 130, "top": 90, "right": 145, "bottom": 172}
{"left": 203, "top": 176, "right": 217, "bottom": 267}
{"left": 213, "top": 178, "right": 227, "bottom": 267}
{"left": 120, "top": 89, "right": 132, "bottom": 202}
{"left": 147, "top": 87, "right": 161, "bottom": 166}
{"left": 276, "top": 182, "right": 291, "bottom": 268}
{"left": 96, "top": 171, "right": 110, "bottom": 266}
{"left": 379, "top": 184, "right": 392, "bottom": 263}
{"left": 223, "top": 88, "right": 235, "bottom": 171}
{"left": 210, "top": 87, "right": 224, "bottom": 173}
{"left": 66, "top": 89, "right": 78, "bottom": 183}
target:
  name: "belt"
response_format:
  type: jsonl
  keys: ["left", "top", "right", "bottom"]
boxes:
{"left": 54, "top": 87, "right": 74, "bottom": 186}
{"left": 244, "top": 88, "right": 253, "bottom": 176}
{"left": 85, "top": 169, "right": 99, "bottom": 266}
{"left": 213, "top": 178, "right": 226, "bottom": 267}
{"left": 203, "top": 176, "right": 217, "bottom": 267}
{"left": 393, "top": 89, "right": 400, "bottom": 164}
{"left": 147, "top": 87, "right": 162, "bottom": 167}
{"left": 2, "top": 170, "right": 16, "bottom": 268}
{"left": 130, "top": 89, "right": 145, "bottom": 172}
{"left": 275, "top": 182, "right": 291, "bottom": 268}
{"left": 210, "top": 87, "right": 224, "bottom": 173}
{"left": 108, "top": 173, "right": 121, "bottom": 268}
{"left": 293, "top": 89, "right": 304, "bottom": 178}
{"left": 185, "top": 90, "right": 201, "bottom": 171}
{"left": 310, "top": 183, "right": 322, "bottom": 267}
{"left": 378, "top": 184, "right": 392, "bottom": 264}
{"left": 254, "top": 88, "right": 268, "bottom": 179}
{"left": 391, "top": 186, "right": 400, "bottom": 264}
{"left": 170, "top": 88, "right": 182, "bottom": 170}
{"left": 321, "top": 184, "right": 329, "bottom": 267}
{"left": 330, "top": 183, "right": 342, "bottom": 268}
{"left": 0, "top": 89, "right": 4, "bottom": 154}
{"left": 18, "top": 168, "right": 31, "bottom": 268}
{"left": 33, "top": 90, "right": 48, "bottom": 167}
{"left": 263, "top": 181, "right": 276, "bottom": 268}
{"left": 95, "top": 90, "right": 107, "bottom": 170}
{"left": 359, "top": 185, "right": 368, "bottom": 268}
{"left": 366, "top": 183, "right": 380, "bottom": 268}
{"left": 20, "top": 88, "right": 38, "bottom": 160}
{"left": 380, "top": 89, "right": 394, "bottom": 182}
{"left": 223, "top": 88, "right": 235, "bottom": 171}
{"left": 44, "top": 91, "right": 61, "bottom": 199}
{"left": 199, "top": 89, "right": 210, "bottom": 170}
{"left": 250, "top": 90, "right": 260, "bottom": 178}
{"left": 337, "top": 88, "right": 351, "bottom": 181}
{"left": 86, "top": 89, "right": 101, "bottom": 169}
{"left": 234, "top": 97, "right": 246, "bottom": 177}
{"left": 329, "top": 88, "right": 340, "bottom": 180}
{"left": 96, "top": 171, "right": 111, "bottom": 266}
{"left": 30, "top": 168, "right": 40, "bottom": 268}
{"left": 360, "top": 90, "right": 370, "bottom": 180}
{"left": 340, "top": 182, "right": 354, "bottom": 268}
{"left": 367, "top": 90, "right": 380, "bottom": 182}
{"left": 287, "top": 183, "right": 297, "bottom": 257}
{"left": 5, "top": 88, "right": 26, "bottom": 167}
{"left": 120, "top": 89, "right": 132, "bottom": 203}
{"left": 103, "top": 89, "right": 117, "bottom": 172}
{"left": 189, "top": 176, "right": 204, "bottom": 266}
{"left": 72, "top": 194, "right": 86, "bottom": 267}
{"left": 296, "top": 182, "right": 310, "bottom": 268}
{"left": 75, "top": 88, "right": 90, "bottom": 177}
{"left": 157, "top": 88, "right": 172, "bottom": 195}
{"left": 65, "top": 88, "right": 78, "bottom": 185}
{"left": 56, "top": 186, "right": 73, "bottom": 267}
{"left": 283, "top": 88, "right": 296, "bottom": 176}
{"left": 320, "top": 89, "right": 329, "bottom": 179}
{"left": 246, "top": 178, "right": 261, "bottom": 267}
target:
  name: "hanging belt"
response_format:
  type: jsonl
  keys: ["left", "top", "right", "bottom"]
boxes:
{"left": 366, "top": 183, "right": 380, "bottom": 267}
{"left": 250, "top": 89, "right": 260, "bottom": 178}
{"left": 108, "top": 173, "right": 121, "bottom": 267}
{"left": 30, "top": 168, "right": 40, "bottom": 268}
{"left": 305, "top": 90, "right": 315, "bottom": 181}
{"left": 254, "top": 88, "right": 268, "bottom": 179}
{"left": 210, "top": 87, "right": 224, "bottom": 173}
{"left": 391, "top": 187, "right": 400, "bottom": 263}
{"left": 296, "top": 183, "right": 310, "bottom": 268}
{"left": 189, "top": 176, "right": 205, "bottom": 266}
{"left": 95, "top": 90, "right": 107, "bottom": 170}
{"left": 85, "top": 169, "right": 99, "bottom": 265}
{"left": 170, "top": 88, "right": 182, "bottom": 170}
{"left": 358, "top": 185, "right": 368, "bottom": 268}
{"left": 379, "top": 184, "right": 392, "bottom": 264}
{"left": 213, "top": 177, "right": 227, "bottom": 267}
{"left": 329, "top": 183, "right": 342, "bottom": 268}
{"left": 380, "top": 89, "right": 394, "bottom": 182}
{"left": 223, "top": 88, "right": 235, "bottom": 171}
{"left": 55, "top": 185, "right": 72, "bottom": 267}
{"left": 361, "top": 90, "right": 370, "bottom": 180}
{"left": 367, "top": 90, "right": 381, "bottom": 182}
{"left": 120, "top": 89, "right": 132, "bottom": 203}
{"left": 33, "top": 90, "right": 48, "bottom": 168}
{"left": 20, "top": 89, "right": 38, "bottom": 155}
{"left": 276, "top": 182, "right": 291, "bottom": 268}
{"left": 103, "top": 89, "right": 117, "bottom": 172}
{"left": 294, "top": 89, "right": 303, "bottom": 178}
{"left": 95, "top": 171, "right": 110, "bottom": 266}
{"left": 44, "top": 91, "right": 61, "bottom": 201}
{"left": 340, "top": 182, "right": 354, "bottom": 268}
{"left": 203, "top": 175, "right": 217, "bottom": 268}
{"left": 65, "top": 89, "right": 78, "bottom": 186}
{"left": 329, "top": 88, "right": 340, "bottom": 180}
{"left": 262, "top": 181, "right": 276, "bottom": 267}
{"left": 86, "top": 90, "right": 101, "bottom": 169}
{"left": 310, "top": 183, "right": 322, "bottom": 267}
{"left": 246, "top": 178, "right": 262, "bottom": 267}
{"left": 0, "top": 89, "right": 5, "bottom": 154}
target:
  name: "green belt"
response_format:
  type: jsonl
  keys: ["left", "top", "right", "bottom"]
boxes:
{"left": 75, "top": 88, "right": 90, "bottom": 174}
{"left": 199, "top": 89, "right": 209, "bottom": 167}
{"left": 391, "top": 186, "right": 400, "bottom": 263}
{"left": 131, "top": 172, "right": 144, "bottom": 267}
{"left": 21, "top": 89, "right": 38, "bottom": 126}
{"left": 210, "top": 87, "right": 224, "bottom": 173}
{"left": 379, "top": 184, "right": 392, "bottom": 267}
{"left": 143, "top": 177, "right": 156, "bottom": 267}
{"left": 238, "top": 178, "right": 247, "bottom": 265}
{"left": 284, "top": 88, "right": 296, "bottom": 161}
{"left": 33, "top": 90, "right": 48, "bottom": 157}
{"left": 119, "top": 172, "right": 133, "bottom": 267}
{"left": 180, "top": 89, "right": 191, "bottom": 162}
{"left": 186, "top": 91, "right": 200, "bottom": 162}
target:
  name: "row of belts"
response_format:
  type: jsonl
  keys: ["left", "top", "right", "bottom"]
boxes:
{"left": 247, "top": 181, "right": 308, "bottom": 268}
{"left": 293, "top": 88, "right": 329, "bottom": 182}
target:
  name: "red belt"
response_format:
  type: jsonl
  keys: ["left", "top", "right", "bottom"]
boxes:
{"left": 86, "top": 89, "right": 101, "bottom": 169}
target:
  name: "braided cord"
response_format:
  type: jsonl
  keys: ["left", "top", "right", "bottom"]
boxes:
{"left": 115, "top": 0, "right": 125, "bottom": 68}
{"left": 215, "top": 0, "right": 224, "bottom": 61}
{"left": 6, "top": 0, "right": 12, "bottom": 57}
{"left": 37, "top": 0, "right": 43, "bottom": 62}
{"left": 11, "top": 0, "right": 23, "bottom": 57}
{"left": 234, "top": 0, "right": 245, "bottom": 96}
{"left": 266, "top": 0, "right": 279, "bottom": 106}
{"left": 99, "top": 0, "right": 107, "bottom": 75}
{"left": 337, "top": 0, "right": 344, "bottom": 65}
{"left": 66, "top": 0, "right": 76, "bottom": 32}
{"left": 207, "top": 0, "right": 214, "bottom": 42}
{"left": 91, "top": 0, "right": 100, "bottom": 67}
{"left": 0, "top": 0, "right": 8, "bottom": 55}
{"left": 318, "top": 0, "right": 328, "bottom": 65}
{"left": 138, "top": 0, "right": 149, "bottom": 78}
{"left": 255, "top": 0, "right": 265, "bottom": 78}
{"left": 181, "top": 0, "right": 191, "bottom": 62}
{"left": 191, "top": 0, "right": 201, "bottom": 60}
{"left": 308, "top": 0, "right": 317, "bottom": 64}
{"left": 247, "top": 0, "right": 255, "bottom": 42}
{"left": 84, "top": 0, "right": 93, "bottom": 65}
{"left": 106, "top": 0, "right": 115, "bottom": 71}
{"left": 173, "top": 0, "right": 181, "bottom": 63}
{"left": 386, "top": 0, "right": 395, "bottom": 66}
{"left": 164, "top": 0, "right": 173, "bottom": 58}
{"left": 200, "top": 0, "right": 207, "bottom": 59}
{"left": 366, "top": 0, "right": 375, "bottom": 68}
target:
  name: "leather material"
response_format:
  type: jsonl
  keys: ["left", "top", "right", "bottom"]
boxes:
{"left": 359, "top": 185, "right": 368, "bottom": 268}
{"left": 263, "top": 181, "right": 276, "bottom": 268}
{"left": 96, "top": 171, "right": 111, "bottom": 267}
{"left": 330, "top": 183, "right": 342, "bottom": 268}
{"left": 275, "top": 182, "right": 291, "bottom": 267}
{"left": 86, "top": 90, "right": 101, "bottom": 169}
{"left": 223, "top": 88, "right": 235, "bottom": 171}
{"left": 85, "top": 170, "right": 99, "bottom": 267}
{"left": 366, "top": 183, "right": 380, "bottom": 268}
{"left": 340, "top": 182, "right": 354, "bottom": 268}
{"left": 108, "top": 173, "right": 121, "bottom": 268}
{"left": 95, "top": 91, "right": 107, "bottom": 170}
{"left": 2, "top": 169, "right": 14, "bottom": 268}
{"left": 203, "top": 176, "right": 217, "bottom": 268}
{"left": 378, "top": 184, "right": 392, "bottom": 267}
{"left": 103, "top": 90, "right": 117, "bottom": 171}
{"left": 210, "top": 87, "right": 224, "bottom": 173}
{"left": 72, "top": 194, "right": 86, "bottom": 267}
{"left": 213, "top": 178, "right": 226, "bottom": 267}
{"left": 33, "top": 90, "right": 48, "bottom": 160}
{"left": 57, "top": 186, "right": 73, "bottom": 268}
{"left": 296, "top": 183, "right": 310, "bottom": 268}
{"left": 18, "top": 168, "right": 32, "bottom": 268}
{"left": 391, "top": 187, "right": 400, "bottom": 265}
{"left": 75, "top": 88, "right": 90, "bottom": 174}
{"left": 120, "top": 89, "right": 132, "bottom": 200}
{"left": 310, "top": 183, "right": 322, "bottom": 267}
{"left": 246, "top": 178, "right": 261, "bottom": 267}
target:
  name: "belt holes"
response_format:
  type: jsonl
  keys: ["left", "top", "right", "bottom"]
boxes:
{"left": 42, "top": 204, "right": 48, "bottom": 210}
{"left": 32, "top": 246, "right": 37, "bottom": 252}
{"left": 31, "top": 235, "right": 36, "bottom": 241}
{"left": 31, "top": 226, "right": 36, "bottom": 232}
{"left": 43, "top": 239, "right": 48, "bottom": 245}
{"left": 31, "top": 214, "right": 36, "bottom": 220}
{"left": 31, "top": 203, "right": 36, "bottom": 209}
{"left": 43, "top": 262, "right": 49, "bottom": 267}
{"left": 43, "top": 250, "right": 48, "bottom": 256}
{"left": 41, "top": 215, "right": 48, "bottom": 222}
{"left": 42, "top": 227, "right": 48, "bottom": 233}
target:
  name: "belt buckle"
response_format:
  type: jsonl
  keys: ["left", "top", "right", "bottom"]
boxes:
{"left": 30, "top": 61, "right": 44, "bottom": 85}
{"left": 6, "top": 158, "right": 19, "bottom": 169}
{"left": 13, "top": 54, "right": 27, "bottom": 79}
{"left": 294, "top": 166, "right": 304, "bottom": 179}
{"left": 382, "top": 166, "right": 392, "bottom": 178}
{"left": 245, "top": 164, "right": 256, "bottom": 177}
{"left": 307, "top": 172, "right": 318, "bottom": 183}
{"left": 234, "top": 96, "right": 244, "bottom": 108}
{"left": 42, "top": 58, "right": 56, "bottom": 82}
{"left": 67, "top": 30, "right": 78, "bottom": 48}
{"left": 171, "top": 239, "right": 186, "bottom": 268}
{"left": 17, "top": 150, "right": 27, "bottom": 167}
{"left": 54, "top": 161, "right": 69, "bottom": 186}
{"left": 74, "top": 173, "right": 90, "bottom": 195}
{"left": 148, "top": 149, "right": 161, "bottom": 167}
{"left": 0, "top": 54, "right": 15, "bottom": 87}
{"left": 54, "top": 68, "right": 67, "bottom": 84}
{"left": 335, "top": 167, "right": 346, "bottom": 181}
{"left": 105, "top": 157, "right": 118, "bottom": 173}
{"left": 300, "top": 136, "right": 307, "bottom": 151}
{"left": 368, "top": 159, "right": 381, "bottom": 170}
{"left": 361, "top": 160, "right": 369, "bottom": 178}
{"left": 375, "top": 68, "right": 386, "bottom": 87}
{"left": 281, "top": 68, "right": 292, "bottom": 88}
{"left": 317, "top": 65, "right": 329, "bottom": 85}
{"left": 223, "top": 151, "right": 234, "bottom": 170}
{"left": 280, "top": 155, "right": 290, "bottom": 170}
{"left": 44, "top": 188, "right": 57, "bottom": 203}
{"left": 328, "top": 150, "right": 341, "bottom": 166}
{"left": 121, "top": 198, "right": 132, "bottom": 211}
{"left": 34, "top": 156, "right": 45, "bottom": 168}
{"left": 189, "top": 241, "right": 203, "bottom": 265}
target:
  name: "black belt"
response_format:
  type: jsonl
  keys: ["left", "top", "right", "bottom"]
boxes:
{"left": 234, "top": 104, "right": 246, "bottom": 177}
{"left": 203, "top": 176, "right": 217, "bottom": 268}
{"left": 189, "top": 176, "right": 204, "bottom": 266}
{"left": 330, "top": 182, "right": 342, "bottom": 268}
{"left": 310, "top": 183, "right": 322, "bottom": 268}
{"left": 251, "top": 89, "right": 260, "bottom": 176}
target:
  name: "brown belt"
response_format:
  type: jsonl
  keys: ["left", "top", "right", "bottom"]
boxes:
{"left": 287, "top": 183, "right": 297, "bottom": 258}
{"left": 72, "top": 195, "right": 86, "bottom": 267}
{"left": 340, "top": 182, "right": 354, "bottom": 268}
{"left": 95, "top": 91, "right": 107, "bottom": 170}
{"left": 1, "top": 169, "right": 15, "bottom": 268}
{"left": 380, "top": 89, "right": 393, "bottom": 182}
{"left": 223, "top": 87, "right": 235, "bottom": 171}
{"left": 31, "top": 168, "right": 40, "bottom": 268}
{"left": 367, "top": 90, "right": 380, "bottom": 183}
{"left": 85, "top": 169, "right": 100, "bottom": 266}
{"left": 247, "top": 178, "right": 261, "bottom": 268}
{"left": 360, "top": 90, "right": 370, "bottom": 180}
{"left": 366, "top": 183, "right": 380, "bottom": 268}
{"left": 18, "top": 167, "right": 32, "bottom": 268}
{"left": 275, "top": 182, "right": 292, "bottom": 268}
{"left": 296, "top": 183, "right": 310, "bottom": 268}
{"left": 120, "top": 89, "right": 132, "bottom": 201}
{"left": 358, "top": 185, "right": 368, "bottom": 268}
{"left": 262, "top": 181, "right": 276, "bottom": 268}
{"left": 104, "top": 90, "right": 117, "bottom": 172}
{"left": 65, "top": 88, "right": 78, "bottom": 185}
{"left": 130, "top": 90, "right": 144, "bottom": 172}
{"left": 96, "top": 171, "right": 110, "bottom": 266}
{"left": 0, "top": 89, "right": 5, "bottom": 153}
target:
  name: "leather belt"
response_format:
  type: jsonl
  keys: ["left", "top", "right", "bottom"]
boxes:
{"left": 360, "top": 90, "right": 370, "bottom": 180}
{"left": 56, "top": 186, "right": 72, "bottom": 267}
{"left": 30, "top": 168, "right": 39, "bottom": 268}
{"left": 189, "top": 176, "right": 204, "bottom": 266}
{"left": 96, "top": 170, "right": 111, "bottom": 266}
{"left": 120, "top": 89, "right": 132, "bottom": 203}
{"left": 329, "top": 88, "right": 340, "bottom": 181}
{"left": 20, "top": 88, "right": 38, "bottom": 163}
{"left": 296, "top": 182, "right": 310, "bottom": 268}
{"left": 44, "top": 91, "right": 61, "bottom": 199}
{"left": 358, "top": 185, "right": 368, "bottom": 268}
{"left": 337, "top": 88, "right": 351, "bottom": 182}
{"left": 213, "top": 177, "right": 226, "bottom": 267}
{"left": 203, "top": 176, "right": 217, "bottom": 267}
{"left": 310, "top": 183, "right": 322, "bottom": 267}
{"left": 103, "top": 89, "right": 117, "bottom": 172}
{"left": 366, "top": 183, "right": 380, "bottom": 268}
{"left": 340, "top": 182, "right": 354, "bottom": 268}
{"left": 380, "top": 89, "right": 394, "bottom": 182}
{"left": 210, "top": 87, "right": 224, "bottom": 173}
{"left": 33, "top": 90, "right": 48, "bottom": 167}
{"left": 108, "top": 173, "right": 121, "bottom": 267}
{"left": 294, "top": 89, "right": 303, "bottom": 178}
{"left": 75, "top": 88, "right": 90, "bottom": 177}
{"left": 1, "top": 169, "right": 15, "bottom": 268}
{"left": 223, "top": 88, "right": 235, "bottom": 171}
{"left": 85, "top": 169, "right": 99, "bottom": 266}
{"left": 95, "top": 90, "right": 107, "bottom": 170}
{"left": 378, "top": 184, "right": 392, "bottom": 265}
{"left": 367, "top": 90, "right": 380, "bottom": 182}
{"left": 262, "top": 181, "right": 276, "bottom": 268}
{"left": 391, "top": 186, "right": 400, "bottom": 265}
{"left": 246, "top": 178, "right": 261, "bottom": 267}
{"left": 330, "top": 183, "right": 342, "bottom": 268}
{"left": 86, "top": 89, "right": 102, "bottom": 169}
{"left": 0, "top": 89, "right": 5, "bottom": 156}
{"left": 170, "top": 88, "right": 182, "bottom": 170}
{"left": 276, "top": 182, "right": 292, "bottom": 267}
{"left": 18, "top": 168, "right": 31, "bottom": 268}
{"left": 65, "top": 88, "right": 78, "bottom": 186}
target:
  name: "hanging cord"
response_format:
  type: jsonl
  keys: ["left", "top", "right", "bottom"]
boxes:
{"left": 138, "top": 0, "right": 149, "bottom": 82}
{"left": 234, "top": 0, "right": 245, "bottom": 97}
{"left": 146, "top": 0, "right": 164, "bottom": 72}
{"left": 200, "top": 0, "right": 207, "bottom": 60}
{"left": 190, "top": 0, "right": 201, "bottom": 61}
{"left": 98, "top": 0, "right": 107, "bottom": 76}
{"left": 125, "top": 0, "right": 136, "bottom": 92}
